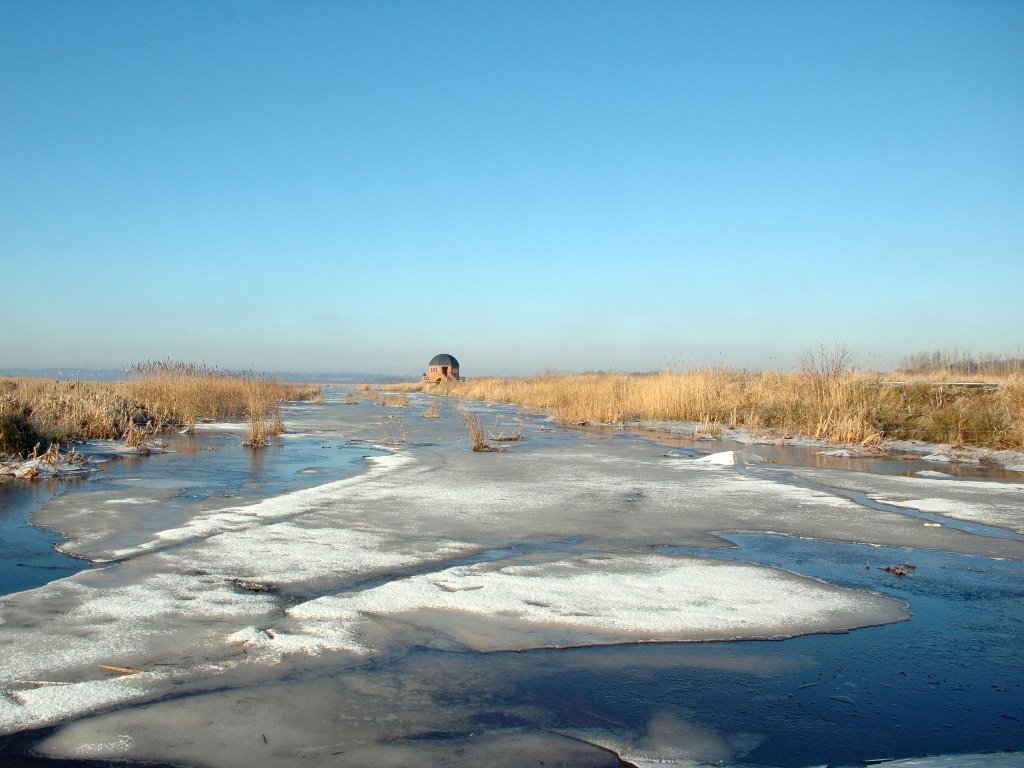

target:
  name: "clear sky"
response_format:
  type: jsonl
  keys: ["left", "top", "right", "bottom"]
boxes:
{"left": 2, "top": 1, "right": 1021, "bottom": 376}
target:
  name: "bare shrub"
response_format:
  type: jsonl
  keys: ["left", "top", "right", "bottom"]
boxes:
{"left": 487, "top": 412, "right": 525, "bottom": 442}
{"left": 694, "top": 415, "right": 722, "bottom": 438}
{"left": 800, "top": 342, "right": 856, "bottom": 379}
{"left": 380, "top": 415, "right": 408, "bottom": 445}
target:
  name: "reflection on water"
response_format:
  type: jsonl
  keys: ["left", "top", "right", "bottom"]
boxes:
{"left": 641, "top": 535, "right": 1024, "bottom": 766}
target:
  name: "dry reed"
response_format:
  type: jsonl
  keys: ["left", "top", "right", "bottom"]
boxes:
{"left": 1, "top": 362, "right": 323, "bottom": 457}
{"left": 451, "top": 403, "right": 502, "bottom": 452}
{"left": 386, "top": 367, "right": 1024, "bottom": 450}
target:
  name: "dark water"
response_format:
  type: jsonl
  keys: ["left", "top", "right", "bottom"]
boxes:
{"left": 0, "top": 479, "right": 89, "bottom": 595}
{"left": 335, "top": 536, "right": 1022, "bottom": 768}
{"left": 636, "top": 536, "right": 1024, "bottom": 765}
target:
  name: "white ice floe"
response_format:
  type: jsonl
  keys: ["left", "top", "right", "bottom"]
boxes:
{"left": 226, "top": 613, "right": 366, "bottom": 657}
{"left": 922, "top": 451, "right": 981, "bottom": 465}
{"left": 190, "top": 421, "right": 250, "bottom": 432}
{"left": 277, "top": 553, "right": 907, "bottom": 654}
{"left": 95, "top": 451, "right": 415, "bottom": 561}
{"left": 872, "top": 754, "right": 1024, "bottom": 767}
{"left": 1, "top": 572, "right": 279, "bottom": 684}
{"left": 693, "top": 450, "right": 738, "bottom": 466}
{"left": 65, "top": 572, "right": 278, "bottom": 622}
{"left": 870, "top": 475, "right": 1024, "bottom": 534}
{"left": 165, "top": 522, "right": 476, "bottom": 587}
{"left": 0, "top": 676, "right": 161, "bottom": 734}
{"left": 690, "top": 450, "right": 765, "bottom": 467}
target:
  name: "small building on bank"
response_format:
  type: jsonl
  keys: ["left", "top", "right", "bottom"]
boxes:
{"left": 423, "top": 353, "right": 460, "bottom": 383}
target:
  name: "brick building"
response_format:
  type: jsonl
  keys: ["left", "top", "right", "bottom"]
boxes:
{"left": 423, "top": 353, "right": 460, "bottom": 383}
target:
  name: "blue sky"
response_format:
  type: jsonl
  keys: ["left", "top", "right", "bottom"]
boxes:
{"left": 2, "top": 1, "right": 1021, "bottom": 376}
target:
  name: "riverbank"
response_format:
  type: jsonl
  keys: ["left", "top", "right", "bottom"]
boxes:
{"left": 385, "top": 367, "right": 1024, "bottom": 452}
{"left": 0, "top": 363, "right": 323, "bottom": 458}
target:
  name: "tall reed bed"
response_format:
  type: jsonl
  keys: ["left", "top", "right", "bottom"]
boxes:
{"left": 128, "top": 361, "right": 319, "bottom": 438}
{"left": 0, "top": 363, "right": 323, "bottom": 456}
{"left": 388, "top": 369, "right": 1024, "bottom": 450}
{"left": 0, "top": 378, "right": 137, "bottom": 454}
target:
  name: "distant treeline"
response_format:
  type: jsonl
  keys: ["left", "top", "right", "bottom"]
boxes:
{"left": 898, "top": 350, "right": 1024, "bottom": 376}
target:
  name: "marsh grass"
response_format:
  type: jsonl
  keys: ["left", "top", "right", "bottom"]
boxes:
{"left": 451, "top": 403, "right": 502, "bottom": 452}
{"left": 387, "top": 366, "right": 1024, "bottom": 450}
{"left": 0, "top": 362, "right": 322, "bottom": 457}
{"left": 241, "top": 395, "right": 285, "bottom": 448}
{"left": 1, "top": 378, "right": 136, "bottom": 455}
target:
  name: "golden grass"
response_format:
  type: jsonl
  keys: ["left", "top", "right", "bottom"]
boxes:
{"left": 385, "top": 368, "right": 1024, "bottom": 450}
{"left": 0, "top": 362, "right": 323, "bottom": 456}
{"left": 379, "top": 392, "right": 411, "bottom": 408}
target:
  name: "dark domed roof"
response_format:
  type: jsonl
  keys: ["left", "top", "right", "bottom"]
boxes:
{"left": 428, "top": 353, "right": 459, "bottom": 367}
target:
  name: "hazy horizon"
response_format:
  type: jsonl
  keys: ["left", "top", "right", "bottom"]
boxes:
{"left": 2, "top": 2, "right": 1021, "bottom": 375}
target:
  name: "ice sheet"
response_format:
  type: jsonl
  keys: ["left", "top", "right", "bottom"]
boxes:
{"left": 2, "top": 399, "right": 1022, "bottom": 766}
{"left": 280, "top": 553, "right": 907, "bottom": 653}
{"left": 746, "top": 463, "right": 1024, "bottom": 536}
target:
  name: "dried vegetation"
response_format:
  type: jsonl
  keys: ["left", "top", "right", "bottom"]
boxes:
{"left": 386, "top": 347, "right": 1024, "bottom": 450}
{"left": 0, "top": 361, "right": 323, "bottom": 457}
{"left": 451, "top": 403, "right": 503, "bottom": 452}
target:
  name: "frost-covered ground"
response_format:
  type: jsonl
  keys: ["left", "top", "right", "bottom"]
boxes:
{"left": 0, "top": 391, "right": 1022, "bottom": 767}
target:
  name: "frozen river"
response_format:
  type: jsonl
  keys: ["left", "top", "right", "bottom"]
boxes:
{"left": 1, "top": 390, "right": 1022, "bottom": 767}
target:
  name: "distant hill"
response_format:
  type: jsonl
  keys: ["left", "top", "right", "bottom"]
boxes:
{"left": 268, "top": 371, "right": 415, "bottom": 384}
{"left": 0, "top": 368, "right": 413, "bottom": 383}
{"left": 0, "top": 367, "right": 129, "bottom": 381}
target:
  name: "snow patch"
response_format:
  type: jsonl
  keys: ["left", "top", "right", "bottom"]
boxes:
{"left": 2, "top": 676, "right": 159, "bottom": 733}
{"left": 168, "top": 523, "right": 476, "bottom": 586}
{"left": 693, "top": 451, "right": 737, "bottom": 466}
{"left": 922, "top": 452, "right": 981, "bottom": 465}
